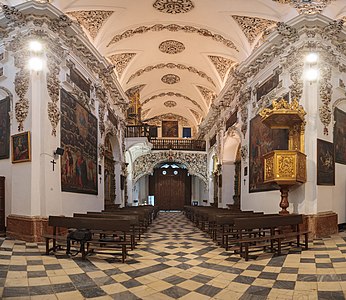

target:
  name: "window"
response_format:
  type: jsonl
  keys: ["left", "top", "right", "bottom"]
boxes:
{"left": 183, "top": 127, "right": 191, "bottom": 138}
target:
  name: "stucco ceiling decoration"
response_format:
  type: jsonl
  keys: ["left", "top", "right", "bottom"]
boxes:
{"left": 141, "top": 108, "right": 151, "bottom": 118}
{"left": 125, "top": 84, "right": 146, "bottom": 98}
{"left": 127, "top": 63, "right": 216, "bottom": 86}
{"left": 190, "top": 109, "right": 200, "bottom": 121}
{"left": 161, "top": 74, "right": 180, "bottom": 84}
{"left": 107, "top": 24, "right": 238, "bottom": 51}
{"left": 197, "top": 85, "right": 216, "bottom": 107}
{"left": 208, "top": 55, "right": 235, "bottom": 81}
{"left": 153, "top": 0, "right": 194, "bottom": 14}
{"left": 67, "top": 10, "right": 113, "bottom": 39}
{"left": 109, "top": 53, "right": 136, "bottom": 77}
{"left": 272, "top": 0, "right": 335, "bottom": 14}
{"left": 159, "top": 40, "right": 185, "bottom": 54}
{"left": 141, "top": 92, "right": 203, "bottom": 111}
{"left": 232, "top": 15, "right": 277, "bottom": 44}
{"left": 164, "top": 100, "right": 177, "bottom": 107}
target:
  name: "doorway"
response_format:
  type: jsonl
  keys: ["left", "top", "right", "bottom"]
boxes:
{"left": 149, "top": 163, "right": 191, "bottom": 210}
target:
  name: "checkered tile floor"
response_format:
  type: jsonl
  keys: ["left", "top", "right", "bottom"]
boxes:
{"left": 1, "top": 212, "right": 346, "bottom": 299}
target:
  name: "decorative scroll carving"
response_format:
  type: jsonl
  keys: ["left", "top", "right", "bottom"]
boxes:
{"left": 96, "top": 86, "right": 107, "bottom": 137}
{"left": 125, "top": 85, "right": 146, "bottom": 97}
{"left": 145, "top": 113, "right": 190, "bottom": 127}
{"left": 208, "top": 55, "right": 235, "bottom": 81}
{"left": 159, "top": 40, "right": 185, "bottom": 54}
{"left": 164, "top": 101, "right": 177, "bottom": 107}
{"left": 272, "top": 0, "right": 335, "bottom": 14}
{"left": 240, "top": 145, "right": 248, "bottom": 161}
{"left": 107, "top": 24, "right": 238, "bottom": 51}
{"left": 161, "top": 74, "right": 180, "bottom": 84}
{"left": 142, "top": 92, "right": 203, "bottom": 111}
{"left": 133, "top": 151, "right": 207, "bottom": 185}
{"left": 277, "top": 155, "right": 294, "bottom": 177}
{"left": 67, "top": 10, "right": 113, "bottom": 39}
{"left": 109, "top": 53, "right": 136, "bottom": 77}
{"left": 319, "top": 64, "right": 332, "bottom": 135}
{"left": 239, "top": 88, "right": 252, "bottom": 138}
{"left": 127, "top": 62, "right": 215, "bottom": 86}
{"left": 153, "top": 0, "right": 194, "bottom": 14}
{"left": 197, "top": 86, "right": 216, "bottom": 107}
{"left": 232, "top": 15, "right": 277, "bottom": 44}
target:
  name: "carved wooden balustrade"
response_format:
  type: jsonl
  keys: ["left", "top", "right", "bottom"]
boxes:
{"left": 150, "top": 138, "right": 206, "bottom": 151}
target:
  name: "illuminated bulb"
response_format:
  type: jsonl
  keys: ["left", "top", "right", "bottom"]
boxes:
{"left": 28, "top": 57, "right": 44, "bottom": 71}
{"left": 305, "top": 52, "right": 318, "bottom": 64}
{"left": 305, "top": 68, "right": 319, "bottom": 81}
{"left": 29, "top": 40, "right": 43, "bottom": 52}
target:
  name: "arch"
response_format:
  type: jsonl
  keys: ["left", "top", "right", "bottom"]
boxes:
{"left": 223, "top": 126, "right": 242, "bottom": 163}
{"left": 132, "top": 151, "right": 208, "bottom": 187}
{"left": 0, "top": 86, "right": 14, "bottom": 109}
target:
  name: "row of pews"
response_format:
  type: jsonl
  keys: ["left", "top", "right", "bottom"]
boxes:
{"left": 184, "top": 206, "right": 310, "bottom": 261}
{"left": 43, "top": 205, "right": 159, "bottom": 262}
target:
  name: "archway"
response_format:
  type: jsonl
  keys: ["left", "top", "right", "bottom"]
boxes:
{"left": 149, "top": 162, "right": 191, "bottom": 210}
{"left": 104, "top": 135, "right": 115, "bottom": 209}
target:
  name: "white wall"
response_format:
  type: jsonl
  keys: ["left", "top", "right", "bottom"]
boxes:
{"left": 221, "top": 162, "right": 235, "bottom": 208}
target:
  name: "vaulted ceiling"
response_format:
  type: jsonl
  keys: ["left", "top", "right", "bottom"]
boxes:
{"left": 5, "top": 0, "right": 346, "bottom": 128}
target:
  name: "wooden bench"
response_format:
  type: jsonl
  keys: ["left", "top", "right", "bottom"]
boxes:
{"left": 43, "top": 216, "right": 133, "bottom": 262}
{"left": 232, "top": 214, "right": 309, "bottom": 261}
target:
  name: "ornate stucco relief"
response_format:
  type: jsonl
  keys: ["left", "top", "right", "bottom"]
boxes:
{"left": 109, "top": 53, "right": 136, "bottom": 77}
{"left": 127, "top": 62, "right": 215, "bottom": 86}
{"left": 197, "top": 85, "right": 216, "bottom": 107}
{"left": 208, "top": 55, "right": 235, "bottom": 81}
{"left": 153, "top": 0, "right": 194, "bottom": 14}
{"left": 272, "top": 0, "right": 335, "bottom": 15}
{"left": 67, "top": 10, "right": 113, "bottom": 39}
{"left": 142, "top": 92, "right": 203, "bottom": 111}
{"left": 145, "top": 113, "right": 190, "bottom": 127}
{"left": 232, "top": 15, "right": 277, "bottom": 44}
{"left": 159, "top": 40, "right": 185, "bottom": 54}
{"left": 164, "top": 101, "right": 177, "bottom": 107}
{"left": 125, "top": 85, "right": 146, "bottom": 97}
{"left": 107, "top": 24, "right": 238, "bottom": 51}
{"left": 133, "top": 151, "right": 207, "bottom": 185}
{"left": 161, "top": 74, "right": 180, "bottom": 84}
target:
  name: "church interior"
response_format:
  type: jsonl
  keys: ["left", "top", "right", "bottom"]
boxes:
{"left": 0, "top": 0, "right": 346, "bottom": 299}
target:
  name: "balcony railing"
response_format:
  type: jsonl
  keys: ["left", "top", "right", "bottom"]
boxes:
{"left": 150, "top": 138, "right": 206, "bottom": 151}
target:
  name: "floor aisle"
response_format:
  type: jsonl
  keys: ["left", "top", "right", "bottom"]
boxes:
{"left": 1, "top": 212, "right": 346, "bottom": 299}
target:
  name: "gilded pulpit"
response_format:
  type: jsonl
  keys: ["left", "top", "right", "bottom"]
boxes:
{"left": 260, "top": 99, "right": 307, "bottom": 214}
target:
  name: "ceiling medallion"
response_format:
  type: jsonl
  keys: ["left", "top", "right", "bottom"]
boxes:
{"left": 164, "top": 100, "right": 177, "bottom": 107}
{"left": 159, "top": 40, "right": 185, "bottom": 54}
{"left": 161, "top": 74, "right": 180, "bottom": 84}
{"left": 272, "top": 0, "right": 335, "bottom": 14}
{"left": 153, "top": 0, "right": 194, "bottom": 14}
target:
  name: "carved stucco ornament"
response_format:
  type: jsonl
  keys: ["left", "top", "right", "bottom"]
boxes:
{"left": 197, "top": 85, "right": 216, "bottom": 107}
{"left": 272, "top": 0, "right": 336, "bottom": 15}
{"left": 109, "top": 53, "right": 136, "bottom": 77}
{"left": 161, "top": 74, "right": 180, "bottom": 84}
{"left": 133, "top": 151, "right": 207, "bottom": 185}
{"left": 159, "top": 40, "right": 185, "bottom": 54}
{"left": 153, "top": 0, "right": 194, "bottom": 14}
{"left": 164, "top": 101, "right": 177, "bottom": 107}
{"left": 208, "top": 55, "right": 235, "bottom": 81}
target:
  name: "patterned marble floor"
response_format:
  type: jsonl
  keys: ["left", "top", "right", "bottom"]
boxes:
{"left": 1, "top": 212, "right": 346, "bottom": 299}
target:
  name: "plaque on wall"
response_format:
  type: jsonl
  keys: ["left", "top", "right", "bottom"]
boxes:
{"left": 162, "top": 120, "right": 178, "bottom": 137}
{"left": 249, "top": 114, "right": 288, "bottom": 193}
{"left": 256, "top": 73, "right": 279, "bottom": 101}
{"left": 334, "top": 107, "right": 346, "bottom": 165}
{"left": 317, "top": 139, "right": 335, "bottom": 186}
{"left": 0, "top": 97, "right": 10, "bottom": 159}
{"left": 60, "top": 89, "right": 98, "bottom": 194}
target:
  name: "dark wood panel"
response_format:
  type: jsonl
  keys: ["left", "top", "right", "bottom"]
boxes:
{"left": 0, "top": 177, "right": 5, "bottom": 232}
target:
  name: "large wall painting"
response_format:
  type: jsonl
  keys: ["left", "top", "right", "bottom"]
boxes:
{"left": 60, "top": 89, "right": 98, "bottom": 194}
{"left": 249, "top": 115, "right": 288, "bottom": 193}
{"left": 334, "top": 107, "right": 346, "bottom": 165}
{"left": 162, "top": 120, "right": 178, "bottom": 137}
{"left": 0, "top": 97, "right": 10, "bottom": 159}
{"left": 317, "top": 139, "right": 335, "bottom": 186}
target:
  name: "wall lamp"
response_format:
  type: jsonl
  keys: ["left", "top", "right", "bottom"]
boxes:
{"left": 53, "top": 147, "right": 64, "bottom": 159}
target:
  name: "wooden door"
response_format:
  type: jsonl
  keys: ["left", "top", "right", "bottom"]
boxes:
{"left": 0, "top": 177, "right": 5, "bottom": 232}
{"left": 151, "top": 168, "right": 190, "bottom": 210}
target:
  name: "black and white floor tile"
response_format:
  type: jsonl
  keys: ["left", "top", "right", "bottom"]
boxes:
{"left": 1, "top": 212, "right": 346, "bottom": 299}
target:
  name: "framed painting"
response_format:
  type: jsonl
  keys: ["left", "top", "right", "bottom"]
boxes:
{"left": 0, "top": 97, "right": 10, "bottom": 159}
{"left": 60, "top": 89, "right": 98, "bottom": 195}
{"left": 334, "top": 107, "right": 346, "bottom": 165}
{"left": 12, "top": 131, "right": 31, "bottom": 163}
{"left": 162, "top": 120, "right": 178, "bottom": 137}
{"left": 317, "top": 139, "right": 335, "bottom": 186}
{"left": 249, "top": 115, "right": 288, "bottom": 193}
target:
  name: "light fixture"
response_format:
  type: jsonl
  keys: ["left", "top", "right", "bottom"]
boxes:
{"left": 305, "top": 52, "right": 318, "bottom": 64}
{"left": 304, "top": 68, "right": 319, "bottom": 82}
{"left": 28, "top": 57, "right": 44, "bottom": 71}
{"left": 53, "top": 147, "right": 64, "bottom": 158}
{"left": 29, "top": 40, "right": 43, "bottom": 52}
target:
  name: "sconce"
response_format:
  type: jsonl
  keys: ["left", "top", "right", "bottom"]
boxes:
{"left": 53, "top": 147, "right": 64, "bottom": 159}
{"left": 304, "top": 52, "right": 319, "bottom": 82}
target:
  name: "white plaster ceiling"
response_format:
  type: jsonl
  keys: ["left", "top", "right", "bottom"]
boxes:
{"left": 4, "top": 0, "right": 346, "bottom": 127}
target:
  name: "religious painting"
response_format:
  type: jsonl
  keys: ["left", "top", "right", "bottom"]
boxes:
{"left": 256, "top": 73, "right": 280, "bottom": 101}
{"left": 12, "top": 131, "right": 31, "bottom": 163}
{"left": 334, "top": 107, "right": 346, "bottom": 165}
{"left": 60, "top": 89, "right": 98, "bottom": 195}
{"left": 249, "top": 115, "right": 288, "bottom": 193}
{"left": 162, "top": 120, "right": 178, "bottom": 137}
{"left": 317, "top": 139, "right": 335, "bottom": 186}
{"left": 0, "top": 97, "right": 10, "bottom": 159}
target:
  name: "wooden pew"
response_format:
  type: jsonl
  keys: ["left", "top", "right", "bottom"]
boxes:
{"left": 233, "top": 214, "right": 309, "bottom": 261}
{"left": 43, "top": 216, "right": 133, "bottom": 262}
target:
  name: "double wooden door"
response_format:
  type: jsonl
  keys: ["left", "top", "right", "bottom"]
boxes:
{"left": 150, "top": 168, "right": 191, "bottom": 210}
